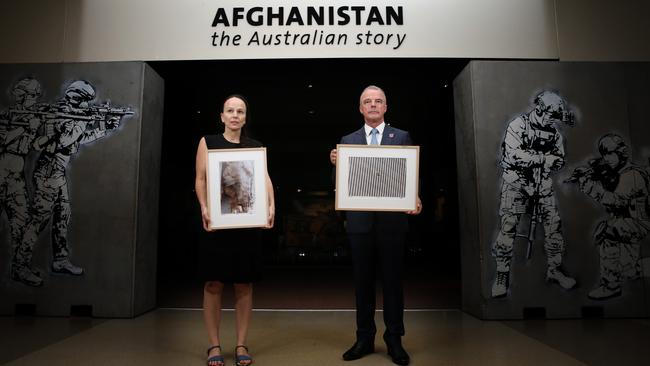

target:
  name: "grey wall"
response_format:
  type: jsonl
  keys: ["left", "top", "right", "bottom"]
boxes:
{"left": 133, "top": 64, "right": 164, "bottom": 316}
{"left": 556, "top": 0, "right": 650, "bottom": 61}
{"left": 0, "top": 61, "right": 163, "bottom": 317}
{"left": 453, "top": 66, "right": 483, "bottom": 317}
{"left": 454, "top": 60, "right": 650, "bottom": 319}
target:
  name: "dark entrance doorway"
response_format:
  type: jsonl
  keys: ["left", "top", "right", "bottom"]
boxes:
{"left": 150, "top": 58, "right": 467, "bottom": 309}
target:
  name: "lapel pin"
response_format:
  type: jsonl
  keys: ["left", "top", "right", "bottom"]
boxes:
{"left": 389, "top": 133, "right": 394, "bottom": 138}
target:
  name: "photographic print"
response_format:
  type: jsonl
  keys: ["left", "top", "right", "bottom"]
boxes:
{"left": 207, "top": 148, "right": 268, "bottom": 229}
{"left": 220, "top": 160, "right": 255, "bottom": 214}
{"left": 336, "top": 144, "right": 419, "bottom": 211}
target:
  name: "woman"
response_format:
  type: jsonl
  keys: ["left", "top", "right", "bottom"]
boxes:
{"left": 195, "top": 95, "right": 275, "bottom": 366}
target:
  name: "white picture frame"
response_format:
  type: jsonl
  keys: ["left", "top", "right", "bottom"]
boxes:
{"left": 335, "top": 144, "right": 419, "bottom": 211}
{"left": 206, "top": 147, "right": 268, "bottom": 229}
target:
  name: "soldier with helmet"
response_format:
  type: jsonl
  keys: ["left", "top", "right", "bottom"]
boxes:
{"left": 20, "top": 80, "right": 122, "bottom": 279}
{"left": 0, "top": 77, "right": 45, "bottom": 286}
{"left": 491, "top": 91, "right": 578, "bottom": 298}
{"left": 566, "top": 133, "right": 650, "bottom": 300}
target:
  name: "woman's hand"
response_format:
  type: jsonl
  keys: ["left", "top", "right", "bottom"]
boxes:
{"left": 201, "top": 205, "right": 214, "bottom": 231}
{"left": 265, "top": 204, "right": 275, "bottom": 229}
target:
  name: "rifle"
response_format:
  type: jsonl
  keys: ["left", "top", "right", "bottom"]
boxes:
{"left": 565, "top": 157, "right": 621, "bottom": 193}
{"left": 565, "top": 158, "right": 606, "bottom": 184}
{"left": 84, "top": 103, "right": 135, "bottom": 119}
{"left": 515, "top": 166, "right": 542, "bottom": 260}
{"left": 6, "top": 102, "right": 134, "bottom": 126}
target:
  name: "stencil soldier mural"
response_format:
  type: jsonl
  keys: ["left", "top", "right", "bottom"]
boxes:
{"left": 1, "top": 79, "right": 133, "bottom": 287}
{"left": 565, "top": 134, "right": 650, "bottom": 300}
{"left": 491, "top": 91, "right": 577, "bottom": 298}
{"left": 0, "top": 78, "right": 46, "bottom": 286}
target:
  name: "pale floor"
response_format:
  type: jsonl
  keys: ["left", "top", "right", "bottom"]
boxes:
{"left": 1, "top": 309, "right": 649, "bottom": 366}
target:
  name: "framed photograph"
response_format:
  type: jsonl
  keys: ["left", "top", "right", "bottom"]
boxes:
{"left": 335, "top": 144, "right": 419, "bottom": 211}
{"left": 206, "top": 147, "right": 268, "bottom": 230}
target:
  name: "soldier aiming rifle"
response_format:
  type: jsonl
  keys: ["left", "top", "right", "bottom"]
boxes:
{"left": 565, "top": 134, "right": 650, "bottom": 300}
{"left": 20, "top": 80, "right": 133, "bottom": 280}
{"left": 0, "top": 78, "right": 45, "bottom": 286}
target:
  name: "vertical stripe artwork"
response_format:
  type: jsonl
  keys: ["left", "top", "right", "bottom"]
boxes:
{"left": 348, "top": 157, "right": 407, "bottom": 198}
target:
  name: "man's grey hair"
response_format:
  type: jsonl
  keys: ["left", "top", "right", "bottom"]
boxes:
{"left": 360, "top": 85, "right": 387, "bottom": 103}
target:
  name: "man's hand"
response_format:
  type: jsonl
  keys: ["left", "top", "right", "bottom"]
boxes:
{"left": 533, "top": 153, "right": 545, "bottom": 166}
{"left": 544, "top": 155, "right": 564, "bottom": 171}
{"left": 407, "top": 196, "right": 422, "bottom": 215}
{"left": 106, "top": 116, "right": 121, "bottom": 130}
{"left": 330, "top": 148, "right": 337, "bottom": 165}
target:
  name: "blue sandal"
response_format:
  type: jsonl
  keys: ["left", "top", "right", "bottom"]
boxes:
{"left": 206, "top": 345, "right": 224, "bottom": 366}
{"left": 235, "top": 345, "right": 253, "bottom": 366}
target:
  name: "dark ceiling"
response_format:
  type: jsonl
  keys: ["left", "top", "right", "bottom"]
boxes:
{"left": 149, "top": 58, "right": 468, "bottom": 192}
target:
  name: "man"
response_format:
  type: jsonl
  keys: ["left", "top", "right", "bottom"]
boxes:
{"left": 491, "top": 91, "right": 577, "bottom": 298}
{"left": 566, "top": 134, "right": 649, "bottom": 300}
{"left": 330, "top": 85, "right": 422, "bottom": 366}
{"left": 0, "top": 78, "right": 44, "bottom": 286}
{"left": 21, "top": 80, "right": 122, "bottom": 277}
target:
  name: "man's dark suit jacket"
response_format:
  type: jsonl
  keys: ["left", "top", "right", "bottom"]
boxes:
{"left": 339, "top": 124, "right": 412, "bottom": 234}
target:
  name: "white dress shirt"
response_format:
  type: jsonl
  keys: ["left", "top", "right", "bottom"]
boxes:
{"left": 364, "top": 122, "right": 385, "bottom": 145}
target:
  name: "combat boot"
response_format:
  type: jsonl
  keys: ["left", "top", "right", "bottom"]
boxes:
{"left": 491, "top": 270, "right": 510, "bottom": 298}
{"left": 11, "top": 265, "right": 44, "bottom": 287}
{"left": 52, "top": 258, "right": 84, "bottom": 275}
{"left": 546, "top": 267, "right": 576, "bottom": 290}
{"left": 588, "top": 285, "right": 621, "bottom": 300}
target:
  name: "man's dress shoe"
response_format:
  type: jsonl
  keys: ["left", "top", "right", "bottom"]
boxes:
{"left": 386, "top": 339, "right": 410, "bottom": 365}
{"left": 342, "top": 341, "right": 374, "bottom": 361}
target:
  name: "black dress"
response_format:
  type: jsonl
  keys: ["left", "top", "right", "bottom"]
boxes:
{"left": 198, "top": 134, "right": 264, "bottom": 283}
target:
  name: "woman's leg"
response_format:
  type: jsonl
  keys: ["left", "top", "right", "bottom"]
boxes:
{"left": 233, "top": 283, "right": 253, "bottom": 364}
{"left": 204, "top": 281, "right": 225, "bottom": 362}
